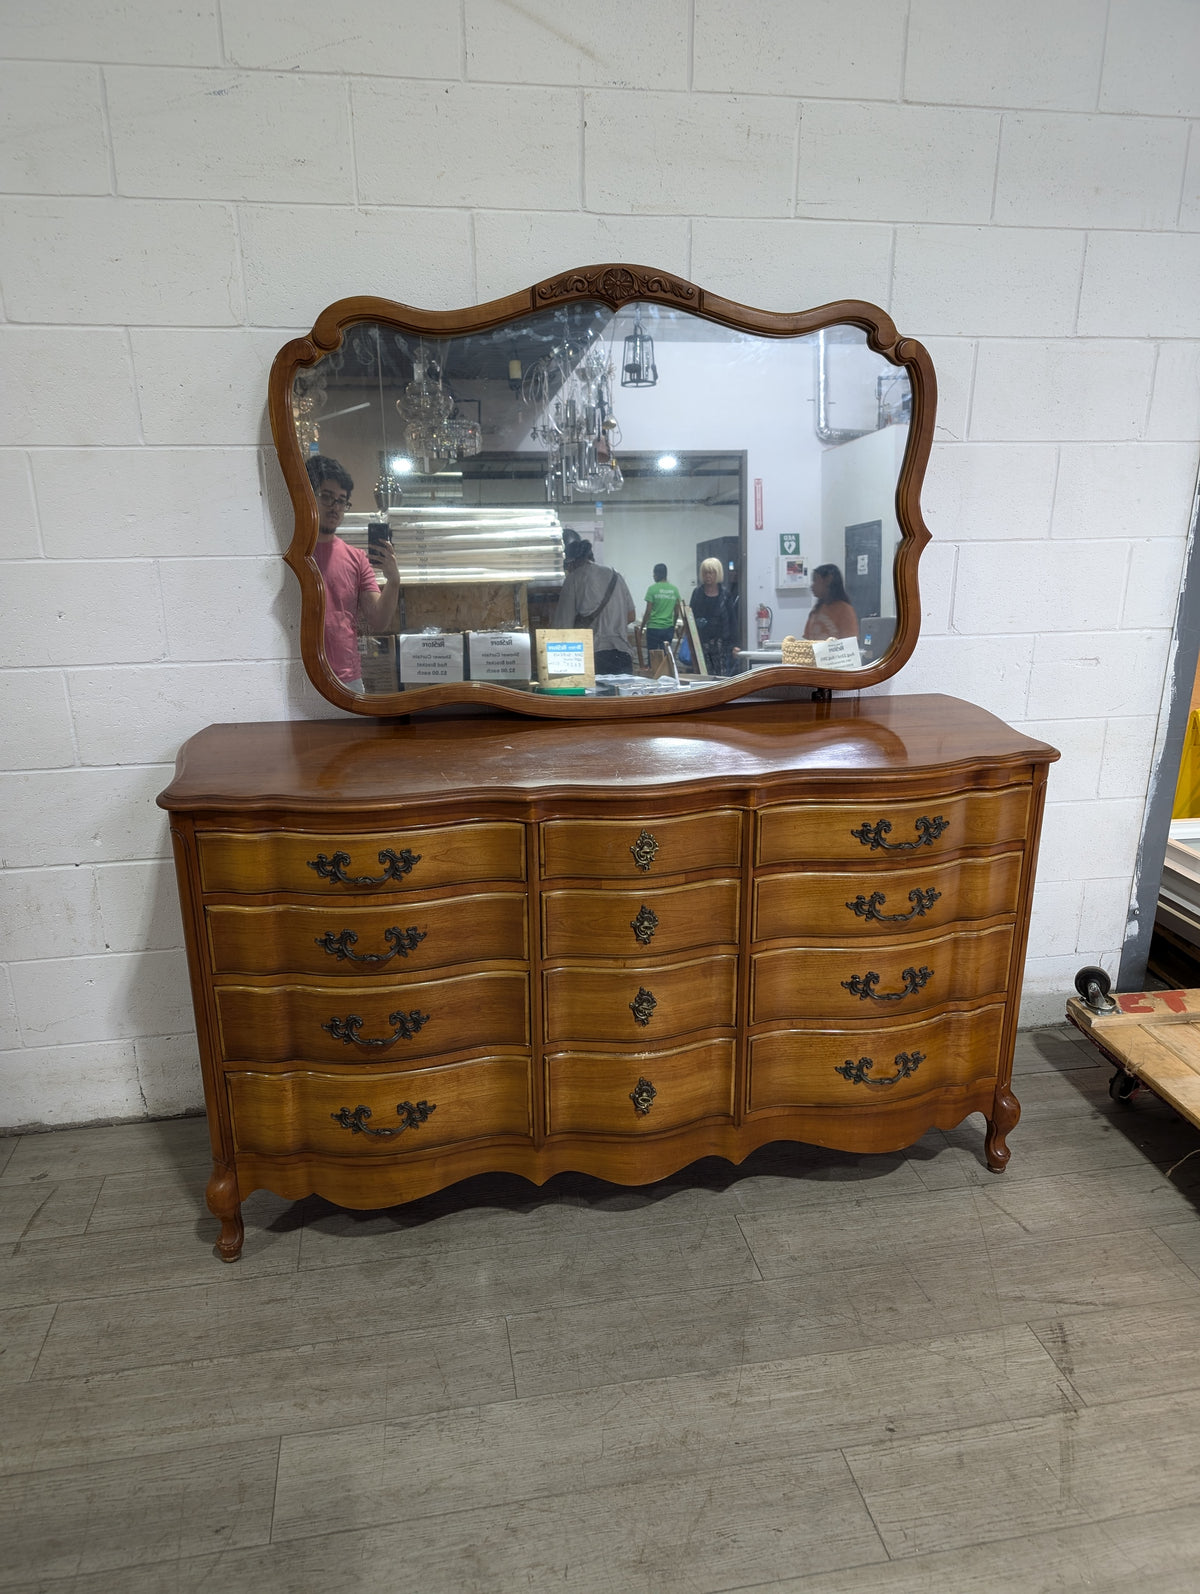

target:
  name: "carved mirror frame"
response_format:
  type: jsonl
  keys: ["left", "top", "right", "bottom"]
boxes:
{"left": 268, "top": 264, "right": 935, "bottom": 719}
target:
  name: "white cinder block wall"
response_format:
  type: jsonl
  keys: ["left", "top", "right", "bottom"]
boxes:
{"left": 2, "top": 0, "right": 1199, "bottom": 1126}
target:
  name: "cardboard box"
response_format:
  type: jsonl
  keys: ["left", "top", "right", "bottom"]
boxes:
{"left": 535, "top": 628, "right": 594, "bottom": 691}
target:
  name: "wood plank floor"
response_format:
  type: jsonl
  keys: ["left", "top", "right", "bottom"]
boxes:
{"left": 4, "top": 1024, "right": 1200, "bottom": 1593}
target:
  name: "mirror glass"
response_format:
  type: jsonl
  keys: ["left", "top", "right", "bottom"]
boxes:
{"left": 272, "top": 274, "right": 932, "bottom": 715}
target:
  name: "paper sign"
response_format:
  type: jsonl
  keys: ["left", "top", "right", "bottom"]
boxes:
{"left": 812, "top": 636, "right": 862, "bottom": 670}
{"left": 545, "top": 639, "right": 586, "bottom": 676}
{"left": 398, "top": 633, "right": 465, "bottom": 683}
{"left": 778, "top": 533, "right": 799, "bottom": 555}
{"left": 468, "top": 631, "right": 531, "bottom": 681}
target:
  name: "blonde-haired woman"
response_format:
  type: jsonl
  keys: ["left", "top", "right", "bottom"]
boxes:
{"left": 689, "top": 557, "right": 735, "bottom": 675}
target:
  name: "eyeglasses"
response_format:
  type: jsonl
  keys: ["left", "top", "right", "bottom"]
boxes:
{"left": 317, "top": 491, "right": 351, "bottom": 510}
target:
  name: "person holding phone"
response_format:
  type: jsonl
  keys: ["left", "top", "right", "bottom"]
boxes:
{"left": 306, "top": 454, "right": 400, "bottom": 692}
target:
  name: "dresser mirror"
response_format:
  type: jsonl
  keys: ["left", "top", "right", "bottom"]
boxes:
{"left": 269, "top": 265, "right": 935, "bottom": 718}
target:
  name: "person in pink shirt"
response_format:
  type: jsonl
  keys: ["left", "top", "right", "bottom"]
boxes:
{"left": 306, "top": 455, "right": 400, "bottom": 692}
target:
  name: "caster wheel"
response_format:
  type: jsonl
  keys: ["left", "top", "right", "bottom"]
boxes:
{"left": 1075, "top": 965, "right": 1117, "bottom": 1014}
{"left": 1075, "top": 965, "right": 1111, "bottom": 1001}
{"left": 1109, "top": 1067, "right": 1139, "bottom": 1104}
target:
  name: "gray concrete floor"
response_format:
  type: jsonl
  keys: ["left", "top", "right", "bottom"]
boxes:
{"left": 4, "top": 1024, "right": 1200, "bottom": 1593}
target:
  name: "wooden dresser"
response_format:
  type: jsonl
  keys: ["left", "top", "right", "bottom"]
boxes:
{"left": 159, "top": 694, "right": 1057, "bottom": 1259}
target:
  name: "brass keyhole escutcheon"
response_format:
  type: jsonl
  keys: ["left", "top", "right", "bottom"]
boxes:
{"left": 630, "top": 987, "right": 657, "bottom": 1026}
{"left": 630, "top": 1078, "right": 657, "bottom": 1115}
{"left": 630, "top": 830, "right": 659, "bottom": 872}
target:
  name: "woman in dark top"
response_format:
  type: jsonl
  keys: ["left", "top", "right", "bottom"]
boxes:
{"left": 689, "top": 557, "right": 735, "bottom": 675}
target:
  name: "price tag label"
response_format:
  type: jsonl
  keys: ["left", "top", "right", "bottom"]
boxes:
{"left": 468, "top": 631, "right": 531, "bottom": 681}
{"left": 398, "top": 633, "right": 465, "bottom": 682}
{"left": 545, "top": 639, "right": 586, "bottom": 676}
{"left": 812, "top": 636, "right": 862, "bottom": 670}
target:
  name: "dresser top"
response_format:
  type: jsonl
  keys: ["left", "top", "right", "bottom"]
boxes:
{"left": 158, "top": 695, "right": 1057, "bottom": 814}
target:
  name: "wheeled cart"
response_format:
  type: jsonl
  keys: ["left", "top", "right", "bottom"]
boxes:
{"left": 1066, "top": 965, "right": 1200, "bottom": 1129}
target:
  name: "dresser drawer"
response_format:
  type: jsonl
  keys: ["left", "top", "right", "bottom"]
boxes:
{"left": 753, "top": 852, "right": 1022, "bottom": 941}
{"left": 206, "top": 892, "right": 528, "bottom": 976}
{"left": 542, "top": 955, "right": 738, "bottom": 1044}
{"left": 227, "top": 1055, "right": 531, "bottom": 1158}
{"left": 546, "top": 1039, "right": 735, "bottom": 1135}
{"left": 541, "top": 879, "right": 740, "bottom": 959}
{"left": 748, "top": 1005, "right": 1005, "bottom": 1112}
{"left": 751, "top": 924, "right": 1014, "bottom": 1022}
{"left": 197, "top": 822, "right": 526, "bottom": 895}
{"left": 540, "top": 810, "right": 742, "bottom": 880}
{"left": 215, "top": 971, "right": 529, "bottom": 1065}
{"left": 756, "top": 786, "right": 1031, "bottom": 866}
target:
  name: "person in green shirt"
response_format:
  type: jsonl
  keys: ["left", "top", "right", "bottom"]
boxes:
{"left": 642, "top": 564, "right": 682, "bottom": 653}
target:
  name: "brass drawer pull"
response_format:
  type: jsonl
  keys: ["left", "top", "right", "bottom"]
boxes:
{"left": 630, "top": 987, "right": 658, "bottom": 1026}
{"left": 630, "top": 830, "right": 659, "bottom": 871}
{"left": 841, "top": 966, "right": 933, "bottom": 1002}
{"left": 630, "top": 905, "right": 659, "bottom": 944}
{"left": 316, "top": 926, "right": 427, "bottom": 964}
{"left": 836, "top": 1051, "right": 925, "bottom": 1088}
{"left": 331, "top": 1101, "right": 436, "bottom": 1137}
{"left": 307, "top": 847, "right": 422, "bottom": 886}
{"left": 322, "top": 1010, "right": 430, "bottom": 1047}
{"left": 851, "top": 816, "right": 949, "bottom": 851}
{"left": 630, "top": 1077, "right": 657, "bottom": 1115}
{"left": 846, "top": 887, "right": 941, "bottom": 923}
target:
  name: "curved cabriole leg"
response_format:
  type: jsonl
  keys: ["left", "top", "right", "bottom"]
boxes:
{"left": 206, "top": 1164, "right": 244, "bottom": 1262}
{"left": 985, "top": 1087, "right": 1021, "bottom": 1172}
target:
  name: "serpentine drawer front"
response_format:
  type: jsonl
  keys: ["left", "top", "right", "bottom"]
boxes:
{"left": 545, "top": 1040, "right": 737, "bottom": 1135}
{"left": 159, "top": 697, "right": 1057, "bottom": 1260}
{"left": 750, "top": 923, "right": 1015, "bottom": 1021}
{"left": 206, "top": 892, "right": 528, "bottom": 976}
{"left": 755, "top": 788, "right": 1031, "bottom": 864}
{"left": 542, "top": 954, "right": 739, "bottom": 1043}
{"left": 541, "top": 880, "right": 740, "bottom": 958}
{"left": 215, "top": 971, "right": 530, "bottom": 1066}
{"left": 540, "top": 811, "right": 742, "bottom": 878}
{"left": 753, "top": 853, "right": 1022, "bottom": 941}
{"left": 227, "top": 1054, "right": 532, "bottom": 1157}
{"left": 198, "top": 822, "right": 526, "bottom": 893}
{"left": 747, "top": 1005, "right": 1006, "bottom": 1112}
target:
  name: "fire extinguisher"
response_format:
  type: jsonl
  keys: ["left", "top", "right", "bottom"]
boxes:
{"left": 756, "top": 603, "right": 773, "bottom": 648}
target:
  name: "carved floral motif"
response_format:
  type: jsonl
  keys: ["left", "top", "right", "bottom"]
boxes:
{"left": 536, "top": 267, "right": 697, "bottom": 307}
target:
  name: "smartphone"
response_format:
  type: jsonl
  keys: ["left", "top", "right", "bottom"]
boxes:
{"left": 367, "top": 523, "right": 392, "bottom": 550}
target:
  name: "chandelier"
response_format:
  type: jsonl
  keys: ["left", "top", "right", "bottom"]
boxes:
{"left": 395, "top": 348, "right": 481, "bottom": 474}
{"left": 291, "top": 366, "right": 327, "bottom": 455}
{"left": 621, "top": 308, "right": 657, "bottom": 388}
{"left": 524, "top": 342, "right": 623, "bottom": 504}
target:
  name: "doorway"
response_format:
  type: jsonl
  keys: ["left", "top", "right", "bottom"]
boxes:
{"left": 1120, "top": 481, "right": 1200, "bottom": 989}
{"left": 843, "top": 520, "right": 883, "bottom": 621}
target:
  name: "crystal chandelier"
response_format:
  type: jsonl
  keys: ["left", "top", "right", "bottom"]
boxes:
{"left": 395, "top": 348, "right": 481, "bottom": 474}
{"left": 524, "top": 343, "right": 623, "bottom": 504}
{"left": 291, "top": 366, "right": 327, "bottom": 455}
